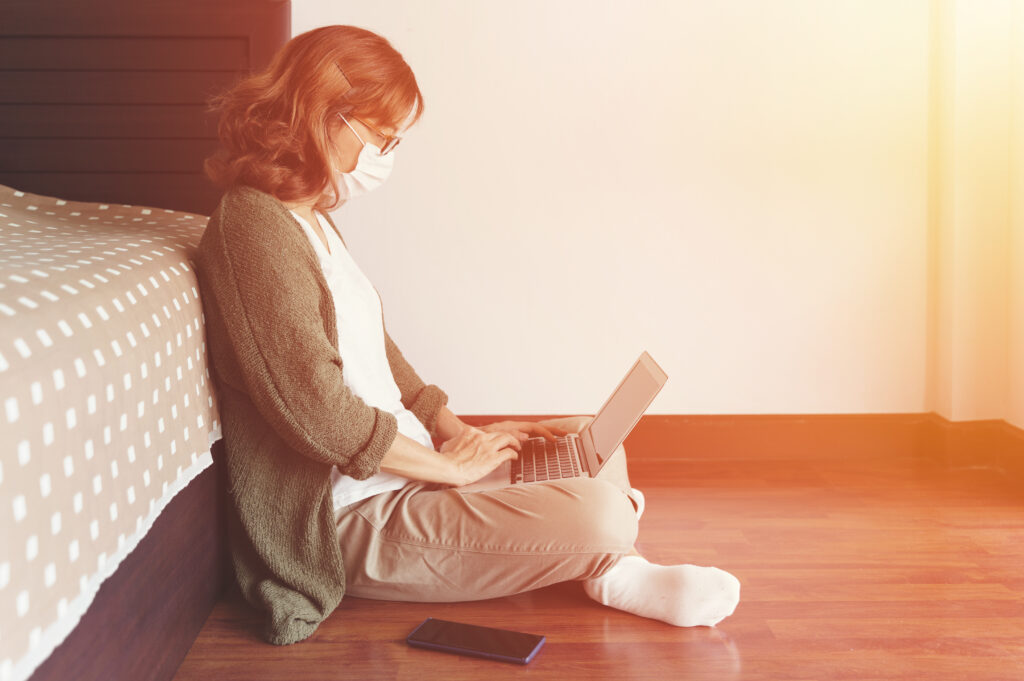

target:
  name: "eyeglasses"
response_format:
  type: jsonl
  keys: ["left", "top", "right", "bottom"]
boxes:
{"left": 338, "top": 112, "right": 401, "bottom": 155}
{"left": 334, "top": 64, "right": 403, "bottom": 155}
{"left": 355, "top": 115, "right": 402, "bottom": 155}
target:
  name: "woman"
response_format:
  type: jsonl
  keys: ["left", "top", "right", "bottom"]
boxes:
{"left": 196, "top": 25, "right": 739, "bottom": 645}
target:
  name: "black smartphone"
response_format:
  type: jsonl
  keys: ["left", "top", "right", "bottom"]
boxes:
{"left": 405, "top": 617, "right": 546, "bottom": 665}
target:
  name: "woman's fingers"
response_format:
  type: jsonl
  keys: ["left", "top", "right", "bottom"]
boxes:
{"left": 485, "top": 430, "right": 520, "bottom": 450}
{"left": 479, "top": 420, "right": 574, "bottom": 442}
{"left": 521, "top": 422, "right": 571, "bottom": 441}
{"left": 530, "top": 424, "right": 559, "bottom": 441}
{"left": 499, "top": 446, "right": 519, "bottom": 461}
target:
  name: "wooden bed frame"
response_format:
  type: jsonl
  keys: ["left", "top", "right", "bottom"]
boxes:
{"left": 1, "top": 2, "right": 290, "bottom": 679}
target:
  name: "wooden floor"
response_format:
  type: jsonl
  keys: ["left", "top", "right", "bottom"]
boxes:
{"left": 173, "top": 429, "right": 1024, "bottom": 681}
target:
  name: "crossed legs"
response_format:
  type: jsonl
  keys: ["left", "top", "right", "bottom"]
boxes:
{"left": 335, "top": 416, "right": 739, "bottom": 626}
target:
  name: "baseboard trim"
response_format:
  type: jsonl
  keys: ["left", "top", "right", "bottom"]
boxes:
{"left": 919, "top": 413, "right": 1024, "bottom": 475}
{"left": 457, "top": 413, "right": 1024, "bottom": 477}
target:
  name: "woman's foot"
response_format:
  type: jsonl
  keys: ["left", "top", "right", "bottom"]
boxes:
{"left": 583, "top": 555, "right": 740, "bottom": 627}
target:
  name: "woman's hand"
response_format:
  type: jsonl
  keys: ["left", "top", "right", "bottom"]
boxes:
{"left": 438, "top": 426, "right": 522, "bottom": 486}
{"left": 478, "top": 420, "right": 571, "bottom": 443}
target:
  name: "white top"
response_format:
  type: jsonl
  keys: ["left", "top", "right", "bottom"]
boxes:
{"left": 289, "top": 209, "right": 433, "bottom": 508}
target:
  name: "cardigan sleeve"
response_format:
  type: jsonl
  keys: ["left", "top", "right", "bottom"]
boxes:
{"left": 195, "top": 193, "right": 396, "bottom": 479}
{"left": 381, "top": 319, "right": 449, "bottom": 438}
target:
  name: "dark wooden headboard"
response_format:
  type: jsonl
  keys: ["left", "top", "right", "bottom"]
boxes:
{"left": 0, "top": 0, "right": 290, "bottom": 216}
{"left": 2, "top": 4, "right": 291, "bottom": 681}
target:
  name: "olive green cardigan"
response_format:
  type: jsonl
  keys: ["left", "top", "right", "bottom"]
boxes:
{"left": 194, "top": 184, "right": 448, "bottom": 645}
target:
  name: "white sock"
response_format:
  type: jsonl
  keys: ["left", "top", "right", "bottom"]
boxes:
{"left": 583, "top": 555, "right": 740, "bottom": 627}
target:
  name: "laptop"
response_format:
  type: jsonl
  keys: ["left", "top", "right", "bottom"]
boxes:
{"left": 460, "top": 351, "right": 668, "bottom": 492}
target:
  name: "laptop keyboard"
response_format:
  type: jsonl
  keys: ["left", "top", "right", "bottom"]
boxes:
{"left": 511, "top": 436, "right": 582, "bottom": 483}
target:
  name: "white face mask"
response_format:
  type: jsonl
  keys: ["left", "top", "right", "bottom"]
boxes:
{"left": 334, "top": 113, "right": 395, "bottom": 200}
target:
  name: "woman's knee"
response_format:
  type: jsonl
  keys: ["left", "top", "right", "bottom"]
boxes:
{"left": 558, "top": 477, "right": 638, "bottom": 552}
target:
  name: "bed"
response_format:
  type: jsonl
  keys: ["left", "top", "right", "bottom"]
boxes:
{"left": 0, "top": 184, "right": 222, "bottom": 681}
{"left": 0, "top": 2, "right": 291, "bottom": 680}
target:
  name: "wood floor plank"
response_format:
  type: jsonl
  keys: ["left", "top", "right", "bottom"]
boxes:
{"left": 172, "top": 420, "right": 1024, "bottom": 681}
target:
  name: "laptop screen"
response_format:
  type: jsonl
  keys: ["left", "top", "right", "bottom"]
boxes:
{"left": 586, "top": 352, "right": 667, "bottom": 465}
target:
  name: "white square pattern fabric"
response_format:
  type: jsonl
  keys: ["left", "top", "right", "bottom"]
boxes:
{"left": 0, "top": 184, "right": 222, "bottom": 681}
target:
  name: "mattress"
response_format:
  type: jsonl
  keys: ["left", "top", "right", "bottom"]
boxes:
{"left": 0, "top": 184, "right": 222, "bottom": 681}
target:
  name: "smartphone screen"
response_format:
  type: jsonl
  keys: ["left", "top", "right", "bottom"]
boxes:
{"left": 406, "top": 617, "right": 546, "bottom": 665}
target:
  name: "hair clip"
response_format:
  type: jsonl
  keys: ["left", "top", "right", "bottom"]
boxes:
{"left": 335, "top": 64, "right": 353, "bottom": 92}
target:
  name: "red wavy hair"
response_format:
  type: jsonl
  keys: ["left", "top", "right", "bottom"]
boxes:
{"left": 203, "top": 25, "right": 424, "bottom": 210}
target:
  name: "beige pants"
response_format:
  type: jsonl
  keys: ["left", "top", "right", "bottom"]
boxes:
{"left": 334, "top": 415, "right": 639, "bottom": 602}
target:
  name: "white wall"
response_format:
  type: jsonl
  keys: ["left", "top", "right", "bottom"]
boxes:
{"left": 292, "top": 0, "right": 1021, "bottom": 428}
{"left": 1009, "top": 0, "right": 1024, "bottom": 430}
{"left": 929, "top": 0, "right": 1021, "bottom": 428}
